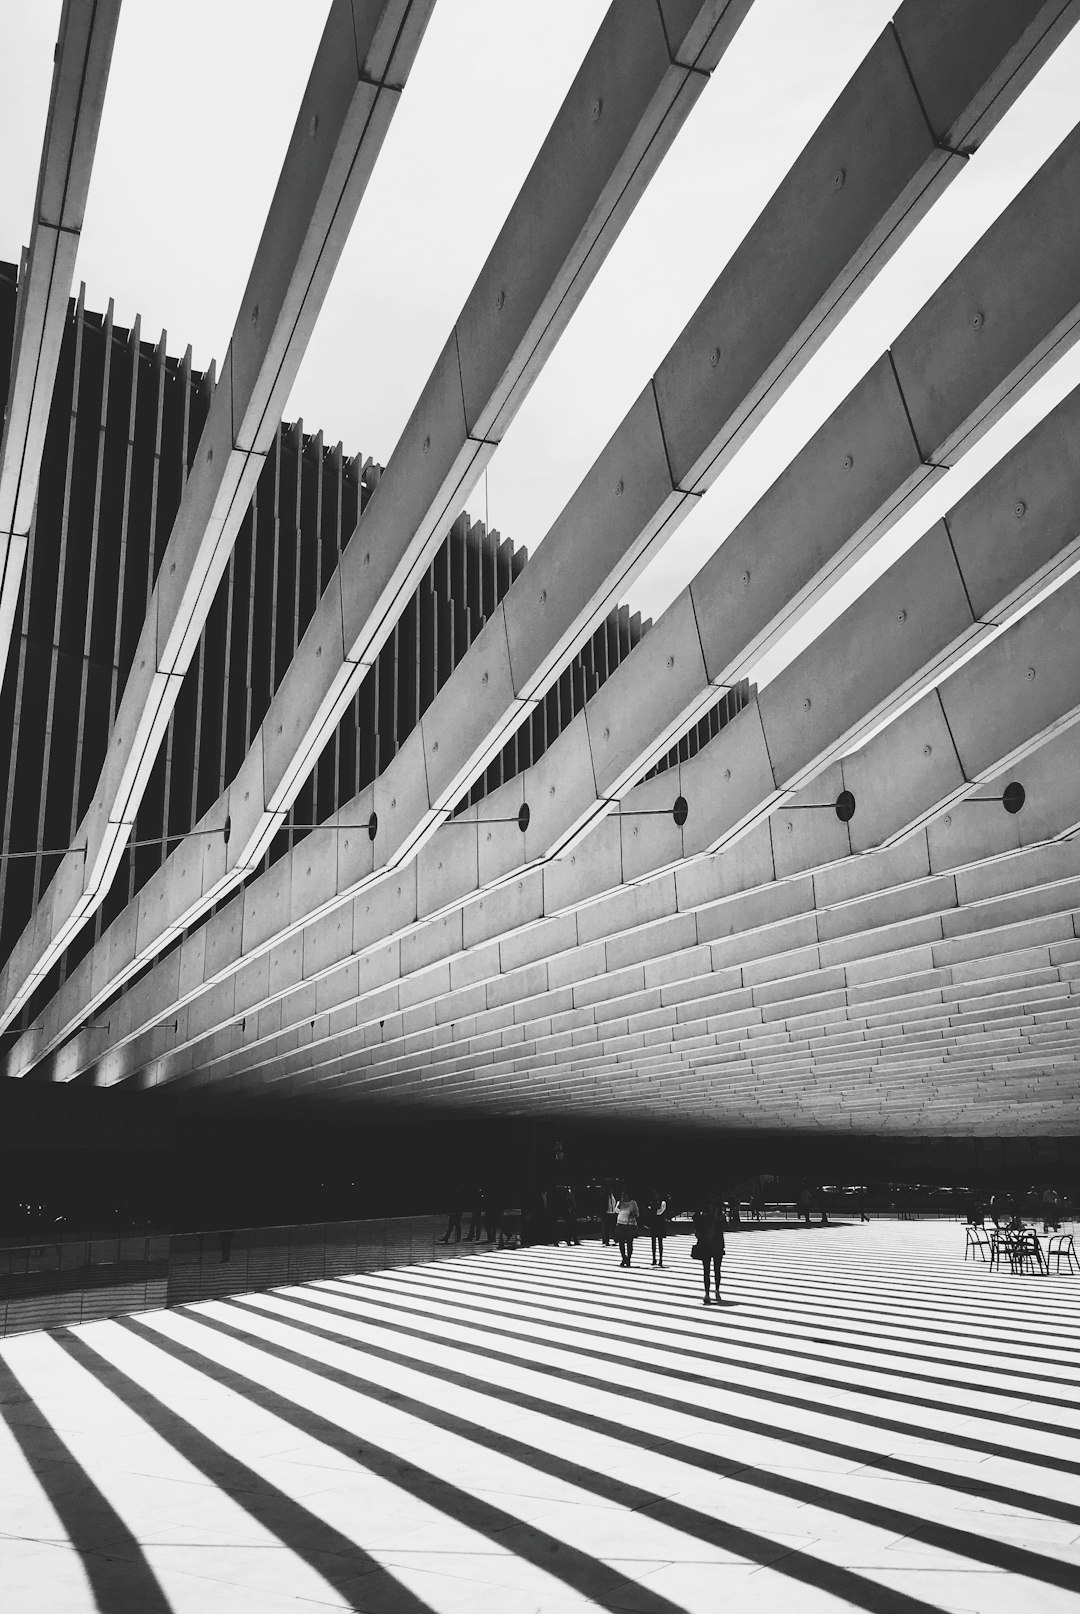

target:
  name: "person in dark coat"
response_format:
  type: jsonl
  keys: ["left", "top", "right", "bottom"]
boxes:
{"left": 646, "top": 1190, "right": 669, "bottom": 1267}
{"left": 552, "top": 1183, "right": 581, "bottom": 1245}
{"left": 693, "top": 1196, "right": 726, "bottom": 1305}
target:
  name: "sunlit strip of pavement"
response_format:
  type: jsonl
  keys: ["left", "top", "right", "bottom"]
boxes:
{"left": 0, "top": 1221, "right": 1078, "bottom": 1612}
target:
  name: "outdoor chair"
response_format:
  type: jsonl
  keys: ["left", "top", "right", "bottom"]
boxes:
{"left": 965, "top": 1225, "right": 992, "bottom": 1262}
{"left": 1009, "top": 1228, "right": 1047, "bottom": 1275}
{"left": 1046, "top": 1232, "right": 1079, "bottom": 1274}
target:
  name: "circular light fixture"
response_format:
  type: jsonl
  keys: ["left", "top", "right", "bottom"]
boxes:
{"left": 1002, "top": 781, "right": 1026, "bottom": 815}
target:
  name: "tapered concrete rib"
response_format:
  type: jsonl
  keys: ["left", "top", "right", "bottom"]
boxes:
{"left": 18, "top": 138, "right": 1080, "bottom": 1091}
{"left": 33, "top": 438, "right": 1080, "bottom": 1092}
{"left": 0, "top": 0, "right": 122, "bottom": 675}
{"left": 20, "top": 0, "right": 1078, "bottom": 1077}
{"left": 123, "top": 697, "right": 1080, "bottom": 1101}
{"left": 0, "top": 0, "right": 435, "bottom": 1033}
{"left": 16, "top": 0, "right": 752, "bottom": 1059}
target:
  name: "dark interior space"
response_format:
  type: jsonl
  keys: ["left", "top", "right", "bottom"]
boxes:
{"left": 2, "top": 1078, "right": 1076, "bottom": 1244}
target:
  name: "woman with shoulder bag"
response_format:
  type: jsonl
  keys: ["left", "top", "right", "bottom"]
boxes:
{"left": 692, "top": 1195, "right": 726, "bottom": 1304}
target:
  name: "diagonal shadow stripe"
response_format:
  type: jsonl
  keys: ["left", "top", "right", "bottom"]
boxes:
{"left": 714, "top": 1262, "right": 1080, "bottom": 1340}
{"left": 163, "top": 1301, "right": 959, "bottom": 1614}
{"left": 210, "top": 1291, "right": 1080, "bottom": 1597}
{"left": 345, "top": 1266, "right": 1080, "bottom": 1412}
{"left": 737, "top": 1243, "right": 1080, "bottom": 1295}
{"left": 0, "top": 1351, "right": 173, "bottom": 1614}
{"left": 427, "top": 1258, "right": 1080, "bottom": 1373}
{"left": 739, "top": 1247, "right": 1079, "bottom": 1304}
{"left": 588, "top": 1242, "right": 1080, "bottom": 1327}
{"left": 523, "top": 1242, "right": 1080, "bottom": 1329}
{"left": 464, "top": 1251, "right": 1080, "bottom": 1373}
{"left": 296, "top": 1277, "right": 1080, "bottom": 1476}
{"left": 378, "top": 1262, "right": 1080, "bottom": 1397}
{"left": 49, "top": 1330, "right": 431, "bottom": 1614}
{"left": 315, "top": 1274, "right": 1074, "bottom": 1438}
{"left": 245, "top": 1287, "right": 1080, "bottom": 1539}
{"left": 114, "top": 1313, "right": 688, "bottom": 1614}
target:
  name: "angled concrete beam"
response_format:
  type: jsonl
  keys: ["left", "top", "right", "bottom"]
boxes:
{"left": 158, "top": 726, "right": 1080, "bottom": 1094}
{"left": 63, "top": 658, "right": 1080, "bottom": 1094}
{"left": 158, "top": 371, "right": 1080, "bottom": 1095}
{"left": 240, "top": 0, "right": 1080, "bottom": 869}
{"left": 0, "top": 0, "right": 435, "bottom": 1030}
{"left": 30, "top": 0, "right": 755, "bottom": 1051}
{"left": 175, "top": 730, "right": 1080, "bottom": 1097}
{"left": 33, "top": 325, "right": 1080, "bottom": 1089}
{"left": 28, "top": 450, "right": 1080, "bottom": 1090}
{"left": 38, "top": 0, "right": 1078, "bottom": 1063}
{"left": 0, "top": 0, "right": 122, "bottom": 672}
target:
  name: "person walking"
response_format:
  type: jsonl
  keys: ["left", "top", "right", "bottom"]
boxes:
{"left": 438, "top": 1206, "right": 462, "bottom": 1244}
{"left": 647, "top": 1190, "right": 669, "bottom": 1267}
{"left": 615, "top": 1187, "right": 639, "bottom": 1267}
{"left": 692, "top": 1196, "right": 726, "bottom": 1305}
{"left": 552, "top": 1183, "right": 581, "bottom": 1246}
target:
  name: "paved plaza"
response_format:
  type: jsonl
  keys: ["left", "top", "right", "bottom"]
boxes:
{"left": 0, "top": 1222, "right": 1078, "bottom": 1613}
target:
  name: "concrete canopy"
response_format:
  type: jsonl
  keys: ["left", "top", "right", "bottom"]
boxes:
{"left": 11, "top": 0, "right": 757, "bottom": 1062}
{"left": 5, "top": 0, "right": 1080, "bottom": 1139}
{"left": 14, "top": 0, "right": 1080, "bottom": 1083}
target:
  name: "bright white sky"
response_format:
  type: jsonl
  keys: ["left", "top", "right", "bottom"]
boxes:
{"left": 2, "top": 1, "right": 1080, "bottom": 676}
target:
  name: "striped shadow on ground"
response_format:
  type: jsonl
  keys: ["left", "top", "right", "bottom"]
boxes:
{"left": 0, "top": 1221, "right": 1078, "bottom": 1612}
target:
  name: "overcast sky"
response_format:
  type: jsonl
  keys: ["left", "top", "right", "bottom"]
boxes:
{"left": 2, "top": 1, "right": 1080, "bottom": 660}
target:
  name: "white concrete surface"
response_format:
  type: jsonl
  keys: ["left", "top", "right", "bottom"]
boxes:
{"left": 1, "top": 1221, "right": 1078, "bottom": 1612}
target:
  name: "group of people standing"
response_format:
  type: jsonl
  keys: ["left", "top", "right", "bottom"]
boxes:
{"left": 971, "top": 1185, "right": 1069, "bottom": 1233}
{"left": 440, "top": 1178, "right": 734, "bottom": 1307}
{"left": 603, "top": 1186, "right": 727, "bottom": 1303}
{"left": 600, "top": 1186, "right": 671, "bottom": 1266}
{"left": 437, "top": 1188, "right": 508, "bottom": 1247}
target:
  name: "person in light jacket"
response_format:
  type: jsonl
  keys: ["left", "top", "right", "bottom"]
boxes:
{"left": 615, "top": 1187, "right": 639, "bottom": 1267}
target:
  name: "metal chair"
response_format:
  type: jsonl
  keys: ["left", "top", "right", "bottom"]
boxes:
{"left": 965, "top": 1225, "right": 992, "bottom": 1262}
{"left": 988, "top": 1229, "right": 1013, "bottom": 1271}
{"left": 1046, "top": 1232, "right": 1079, "bottom": 1274}
{"left": 989, "top": 1227, "right": 1043, "bottom": 1273}
{"left": 1009, "top": 1228, "right": 1047, "bottom": 1275}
